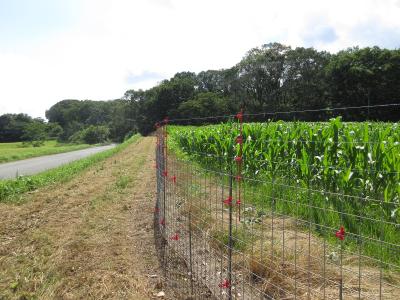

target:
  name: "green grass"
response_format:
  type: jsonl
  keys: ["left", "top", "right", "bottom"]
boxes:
{"left": 168, "top": 119, "right": 400, "bottom": 265}
{"left": 0, "top": 140, "right": 92, "bottom": 163}
{"left": 0, "top": 135, "right": 140, "bottom": 203}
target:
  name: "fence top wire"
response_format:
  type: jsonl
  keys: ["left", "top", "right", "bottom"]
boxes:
{"left": 162, "top": 102, "right": 400, "bottom": 123}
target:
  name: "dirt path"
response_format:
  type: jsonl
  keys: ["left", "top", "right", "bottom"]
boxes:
{"left": 0, "top": 137, "right": 167, "bottom": 299}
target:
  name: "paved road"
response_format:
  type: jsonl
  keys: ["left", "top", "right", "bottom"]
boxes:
{"left": 0, "top": 144, "right": 116, "bottom": 179}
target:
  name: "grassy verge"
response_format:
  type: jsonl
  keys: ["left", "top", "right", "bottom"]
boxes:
{"left": 0, "top": 135, "right": 140, "bottom": 203}
{"left": 0, "top": 140, "right": 93, "bottom": 163}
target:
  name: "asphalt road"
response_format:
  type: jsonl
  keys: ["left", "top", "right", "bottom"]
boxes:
{"left": 0, "top": 144, "right": 116, "bottom": 180}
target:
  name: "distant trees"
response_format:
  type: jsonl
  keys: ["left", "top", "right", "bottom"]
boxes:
{"left": 2, "top": 44, "right": 398, "bottom": 142}
{"left": 173, "top": 92, "right": 231, "bottom": 123}
{"left": 0, "top": 114, "right": 33, "bottom": 142}
{"left": 124, "top": 44, "right": 399, "bottom": 135}
{"left": 326, "top": 46, "right": 400, "bottom": 120}
{"left": 46, "top": 123, "right": 64, "bottom": 140}
{"left": 0, "top": 114, "right": 62, "bottom": 143}
{"left": 69, "top": 125, "right": 110, "bottom": 144}
{"left": 22, "top": 119, "right": 47, "bottom": 146}
{"left": 45, "top": 99, "right": 133, "bottom": 142}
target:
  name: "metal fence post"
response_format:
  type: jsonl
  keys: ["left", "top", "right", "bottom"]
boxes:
{"left": 228, "top": 170, "right": 233, "bottom": 300}
{"left": 188, "top": 210, "right": 194, "bottom": 296}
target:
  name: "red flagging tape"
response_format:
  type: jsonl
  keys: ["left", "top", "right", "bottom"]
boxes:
{"left": 171, "top": 175, "right": 176, "bottom": 183}
{"left": 223, "top": 196, "right": 233, "bottom": 206}
{"left": 170, "top": 233, "right": 179, "bottom": 241}
{"left": 160, "top": 218, "right": 165, "bottom": 226}
{"left": 163, "top": 170, "right": 168, "bottom": 177}
{"left": 219, "top": 279, "right": 231, "bottom": 288}
{"left": 335, "top": 226, "right": 346, "bottom": 240}
{"left": 234, "top": 156, "right": 242, "bottom": 162}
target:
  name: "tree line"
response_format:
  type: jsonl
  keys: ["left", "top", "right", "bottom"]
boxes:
{"left": 1, "top": 43, "right": 399, "bottom": 143}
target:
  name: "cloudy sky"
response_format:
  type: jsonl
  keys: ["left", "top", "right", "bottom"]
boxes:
{"left": 1, "top": 0, "right": 400, "bottom": 119}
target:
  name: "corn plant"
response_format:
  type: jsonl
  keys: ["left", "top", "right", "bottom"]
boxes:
{"left": 168, "top": 119, "right": 400, "bottom": 263}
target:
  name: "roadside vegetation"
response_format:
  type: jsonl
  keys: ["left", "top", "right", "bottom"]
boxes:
{"left": 0, "top": 140, "right": 92, "bottom": 163}
{"left": 0, "top": 135, "right": 140, "bottom": 203}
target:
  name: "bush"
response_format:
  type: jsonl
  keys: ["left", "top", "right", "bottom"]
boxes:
{"left": 68, "top": 130, "right": 84, "bottom": 144}
{"left": 67, "top": 125, "right": 110, "bottom": 144}
{"left": 82, "top": 125, "right": 110, "bottom": 144}
{"left": 22, "top": 121, "right": 46, "bottom": 144}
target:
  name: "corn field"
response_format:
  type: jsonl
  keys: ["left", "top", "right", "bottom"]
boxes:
{"left": 168, "top": 118, "right": 400, "bottom": 265}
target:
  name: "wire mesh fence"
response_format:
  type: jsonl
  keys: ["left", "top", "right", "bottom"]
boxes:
{"left": 154, "top": 106, "right": 400, "bottom": 299}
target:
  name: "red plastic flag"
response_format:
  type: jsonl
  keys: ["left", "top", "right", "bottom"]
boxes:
{"left": 170, "top": 233, "right": 179, "bottom": 241}
{"left": 335, "top": 226, "right": 345, "bottom": 240}
{"left": 234, "top": 156, "right": 242, "bottom": 163}
{"left": 171, "top": 175, "right": 176, "bottom": 183}
{"left": 219, "top": 279, "right": 231, "bottom": 289}
{"left": 223, "top": 196, "right": 233, "bottom": 206}
{"left": 236, "top": 111, "right": 243, "bottom": 121}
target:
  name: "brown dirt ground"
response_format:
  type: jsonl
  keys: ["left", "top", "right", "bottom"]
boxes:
{"left": 0, "top": 137, "right": 169, "bottom": 300}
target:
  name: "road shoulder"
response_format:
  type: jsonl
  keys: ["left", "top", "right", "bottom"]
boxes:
{"left": 0, "top": 137, "right": 166, "bottom": 299}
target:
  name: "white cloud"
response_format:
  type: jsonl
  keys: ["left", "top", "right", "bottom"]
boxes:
{"left": 0, "top": 0, "right": 399, "bottom": 118}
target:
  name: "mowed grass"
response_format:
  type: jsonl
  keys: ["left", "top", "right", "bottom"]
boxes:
{"left": 0, "top": 135, "right": 140, "bottom": 203}
{"left": 0, "top": 137, "right": 158, "bottom": 299}
{"left": 0, "top": 140, "right": 92, "bottom": 163}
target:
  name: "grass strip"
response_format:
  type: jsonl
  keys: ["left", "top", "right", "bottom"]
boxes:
{"left": 0, "top": 141, "right": 93, "bottom": 163}
{"left": 0, "top": 135, "right": 140, "bottom": 203}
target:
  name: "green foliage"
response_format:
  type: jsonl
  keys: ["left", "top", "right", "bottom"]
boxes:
{"left": 175, "top": 92, "right": 231, "bottom": 121}
{"left": 81, "top": 125, "right": 110, "bottom": 144}
{"left": 126, "top": 44, "right": 399, "bottom": 136}
{"left": 326, "top": 46, "right": 400, "bottom": 121}
{"left": 45, "top": 99, "right": 135, "bottom": 142}
{"left": 46, "top": 123, "right": 63, "bottom": 139}
{"left": 0, "top": 114, "right": 65, "bottom": 143}
{"left": 0, "top": 114, "right": 42, "bottom": 142}
{"left": 22, "top": 120, "right": 47, "bottom": 145}
{"left": 68, "top": 125, "right": 110, "bottom": 144}
{"left": 0, "top": 135, "right": 140, "bottom": 202}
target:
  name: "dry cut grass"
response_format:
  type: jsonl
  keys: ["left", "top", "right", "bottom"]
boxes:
{"left": 0, "top": 137, "right": 169, "bottom": 299}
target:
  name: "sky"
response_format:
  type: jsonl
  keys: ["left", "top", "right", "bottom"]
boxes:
{"left": 0, "top": 0, "right": 400, "bottom": 119}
